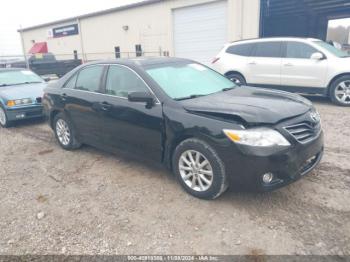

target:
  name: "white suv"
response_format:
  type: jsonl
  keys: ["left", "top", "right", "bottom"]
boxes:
{"left": 212, "top": 37, "right": 350, "bottom": 106}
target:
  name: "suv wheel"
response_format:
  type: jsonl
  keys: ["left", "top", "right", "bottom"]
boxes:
{"left": 173, "top": 138, "right": 228, "bottom": 200}
{"left": 53, "top": 113, "right": 81, "bottom": 150}
{"left": 330, "top": 76, "right": 350, "bottom": 106}
{"left": 226, "top": 73, "right": 246, "bottom": 86}
{"left": 0, "top": 105, "right": 11, "bottom": 128}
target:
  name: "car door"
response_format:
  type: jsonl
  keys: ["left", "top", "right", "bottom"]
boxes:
{"left": 98, "top": 64, "right": 163, "bottom": 162}
{"left": 246, "top": 41, "right": 282, "bottom": 86}
{"left": 281, "top": 41, "right": 328, "bottom": 88}
{"left": 61, "top": 65, "right": 110, "bottom": 145}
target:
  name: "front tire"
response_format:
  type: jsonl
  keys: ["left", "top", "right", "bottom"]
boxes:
{"left": 329, "top": 76, "right": 350, "bottom": 106}
{"left": 0, "top": 105, "right": 12, "bottom": 128}
{"left": 53, "top": 113, "right": 81, "bottom": 150}
{"left": 226, "top": 73, "right": 246, "bottom": 86}
{"left": 173, "top": 138, "right": 228, "bottom": 200}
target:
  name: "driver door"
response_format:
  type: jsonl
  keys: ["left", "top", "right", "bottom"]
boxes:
{"left": 281, "top": 41, "right": 328, "bottom": 88}
{"left": 99, "top": 64, "right": 163, "bottom": 161}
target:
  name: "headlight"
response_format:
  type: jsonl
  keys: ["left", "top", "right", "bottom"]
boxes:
{"left": 223, "top": 128, "right": 291, "bottom": 147}
{"left": 6, "top": 98, "right": 33, "bottom": 107}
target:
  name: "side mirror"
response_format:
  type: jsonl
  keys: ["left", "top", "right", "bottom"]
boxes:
{"left": 42, "top": 76, "right": 51, "bottom": 82}
{"left": 128, "top": 91, "right": 155, "bottom": 108}
{"left": 310, "top": 52, "right": 324, "bottom": 60}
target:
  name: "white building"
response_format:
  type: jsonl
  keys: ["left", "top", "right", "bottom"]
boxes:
{"left": 18, "top": 0, "right": 260, "bottom": 64}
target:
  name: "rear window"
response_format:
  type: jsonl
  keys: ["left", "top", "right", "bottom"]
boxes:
{"left": 251, "top": 42, "right": 282, "bottom": 58}
{"left": 226, "top": 43, "right": 253, "bottom": 56}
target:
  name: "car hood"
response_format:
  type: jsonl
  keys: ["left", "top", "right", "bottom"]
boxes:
{"left": 180, "top": 86, "right": 312, "bottom": 125}
{"left": 0, "top": 83, "right": 46, "bottom": 101}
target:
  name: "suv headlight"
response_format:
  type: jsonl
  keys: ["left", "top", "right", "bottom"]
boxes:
{"left": 223, "top": 128, "right": 291, "bottom": 147}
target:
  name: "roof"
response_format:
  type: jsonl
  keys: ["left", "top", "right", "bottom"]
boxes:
{"left": 87, "top": 57, "right": 191, "bottom": 67}
{"left": 18, "top": 0, "right": 164, "bottom": 32}
{"left": 230, "top": 37, "right": 321, "bottom": 45}
{"left": 28, "top": 42, "right": 48, "bottom": 54}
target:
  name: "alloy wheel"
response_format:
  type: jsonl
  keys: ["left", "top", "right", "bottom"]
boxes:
{"left": 178, "top": 150, "right": 214, "bottom": 192}
{"left": 56, "top": 119, "right": 71, "bottom": 146}
{"left": 0, "top": 107, "right": 7, "bottom": 126}
{"left": 335, "top": 80, "right": 350, "bottom": 105}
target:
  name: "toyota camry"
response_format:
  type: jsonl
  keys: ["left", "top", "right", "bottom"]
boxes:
{"left": 43, "top": 58, "right": 324, "bottom": 199}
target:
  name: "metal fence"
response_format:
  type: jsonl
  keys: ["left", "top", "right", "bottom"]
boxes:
{"left": 0, "top": 50, "right": 168, "bottom": 77}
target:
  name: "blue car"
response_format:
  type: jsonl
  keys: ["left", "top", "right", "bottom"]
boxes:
{"left": 0, "top": 68, "right": 46, "bottom": 127}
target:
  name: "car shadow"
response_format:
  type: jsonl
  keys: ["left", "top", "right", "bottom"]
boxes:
{"left": 9, "top": 117, "right": 46, "bottom": 128}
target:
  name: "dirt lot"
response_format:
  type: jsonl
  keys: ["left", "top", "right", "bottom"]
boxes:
{"left": 0, "top": 97, "right": 349, "bottom": 256}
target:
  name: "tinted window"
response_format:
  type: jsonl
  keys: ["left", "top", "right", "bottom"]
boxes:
{"left": 226, "top": 43, "right": 253, "bottom": 56}
{"left": 75, "top": 66, "right": 104, "bottom": 92}
{"left": 252, "top": 42, "right": 282, "bottom": 58}
{"left": 286, "top": 42, "right": 318, "bottom": 59}
{"left": 64, "top": 74, "right": 77, "bottom": 89}
{"left": 105, "top": 65, "right": 149, "bottom": 98}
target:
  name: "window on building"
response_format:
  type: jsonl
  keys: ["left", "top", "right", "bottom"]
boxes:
{"left": 115, "top": 46, "right": 121, "bottom": 59}
{"left": 286, "top": 42, "right": 318, "bottom": 59}
{"left": 226, "top": 43, "right": 254, "bottom": 56}
{"left": 75, "top": 65, "right": 104, "bottom": 92}
{"left": 135, "top": 44, "right": 143, "bottom": 57}
{"left": 252, "top": 42, "right": 282, "bottom": 58}
{"left": 105, "top": 65, "right": 149, "bottom": 98}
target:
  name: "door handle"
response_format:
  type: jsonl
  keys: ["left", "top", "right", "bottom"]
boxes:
{"left": 284, "top": 63, "right": 293, "bottom": 67}
{"left": 248, "top": 61, "right": 256, "bottom": 65}
{"left": 60, "top": 93, "right": 68, "bottom": 101}
{"left": 99, "top": 102, "right": 112, "bottom": 111}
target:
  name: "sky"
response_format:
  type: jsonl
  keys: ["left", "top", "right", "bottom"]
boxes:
{"left": 0, "top": 0, "right": 142, "bottom": 56}
{"left": 328, "top": 17, "right": 350, "bottom": 28}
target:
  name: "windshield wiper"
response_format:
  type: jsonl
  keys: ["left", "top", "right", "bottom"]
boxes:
{"left": 175, "top": 94, "right": 206, "bottom": 101}
{"left": 0, "top": 84, "right": 8, "bottom": 87}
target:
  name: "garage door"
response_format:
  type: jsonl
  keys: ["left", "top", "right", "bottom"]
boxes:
{"left": 173, "top": 1, "right": 227, "bottom": 65}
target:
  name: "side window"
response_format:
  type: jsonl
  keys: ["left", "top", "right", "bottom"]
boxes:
{"left": 286, "top": 42, "right": 318, "bottom": 59}
{"left": 105, "top": 65, "right": 149, "bottom": 98}
{"left": 252, "top": 42, "right": 282, "bottom": 58}
{"left": 226, "top": 43, "right": 253, "bottom": 56}
{"left": 64, "top": 74, "right": 77, "bottom": 89}
{"left": 75, "top": 65, "right": 104, "bottom": 92}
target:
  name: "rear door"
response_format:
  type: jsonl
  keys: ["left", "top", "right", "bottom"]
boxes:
{"left": 281, "top": 41, "right": 328, "bottom": 88}
{"left": 246, "top": 41, "right": 282, "bottom": 86}
{"left": 61, "top": 65, "right": 108, "bottom": 145}
{"left": 99, "top": 64, "right": 163, "bottom": 161}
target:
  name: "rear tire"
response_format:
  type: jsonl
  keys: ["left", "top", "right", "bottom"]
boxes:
{"left": 226, "top": 73, "right": 246, "bottom": 86}
{"left": 329, "top": 76, "right": 350, "bottom": 106}
{"left": 53, "top": 113, "right": 81, "bottom": 150}
{"left": 0, "top": 105, "right": 12, "bottom": 128}
{"left": 172, "top": 138, "right": 228, "bottom": 200}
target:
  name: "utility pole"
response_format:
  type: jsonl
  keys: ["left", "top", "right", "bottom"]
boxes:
{"left": 19, "top": 25, "right": 30, "bottom": 69}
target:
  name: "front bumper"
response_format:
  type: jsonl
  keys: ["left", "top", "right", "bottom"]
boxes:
{"left": 221, "top": 130, "right": 324, "bottom": 191}
{"left": 6, "top": 105, "right": 44, "bottom": 121}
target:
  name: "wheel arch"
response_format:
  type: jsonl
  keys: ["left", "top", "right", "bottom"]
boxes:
{"left": 327, "top": 73, "right": 350, "bottom": 95}
{"left": 224, "top": 70, "right": 246, "bottom": 79}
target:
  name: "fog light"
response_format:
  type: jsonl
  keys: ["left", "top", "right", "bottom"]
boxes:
{"left": 262, "top": 173, "right": 274, "bottom": 184}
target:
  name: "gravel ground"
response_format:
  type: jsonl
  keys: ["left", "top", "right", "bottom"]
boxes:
{"left": 0, "top": 96, "right": 349, "bottom": 256}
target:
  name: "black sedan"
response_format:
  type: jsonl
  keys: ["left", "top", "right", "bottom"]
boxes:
{"left": 43, "top": 58, "right": 324, "bottom": 199}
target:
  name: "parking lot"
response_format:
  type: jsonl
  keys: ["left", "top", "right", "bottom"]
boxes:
{"left": 0, "top": 96, "right": 349, "bottom": 255}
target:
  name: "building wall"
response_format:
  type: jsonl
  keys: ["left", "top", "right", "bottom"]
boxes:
{"left": 20, "top": 0, "right": 260, "bottom": 60}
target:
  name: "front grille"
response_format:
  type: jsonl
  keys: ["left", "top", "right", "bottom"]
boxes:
{"left": 36, "top": 97, "right": 42, "bottom": 104}
{"left": 284, "top": 122, "right": 321, "bottom": 143}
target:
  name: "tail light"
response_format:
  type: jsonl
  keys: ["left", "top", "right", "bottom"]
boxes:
{"left": 212, "top": 57, "right": 220, "bottom": 64}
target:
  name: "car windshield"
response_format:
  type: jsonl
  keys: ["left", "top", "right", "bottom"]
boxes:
{"left": 145, "top": 63, "right": 235, "bottom": 100}
{"left": 0, "top": 70, "right": 43, "bottom": 87}
{"left": 313, "top": 41, "right": 350, "bottom": 58}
